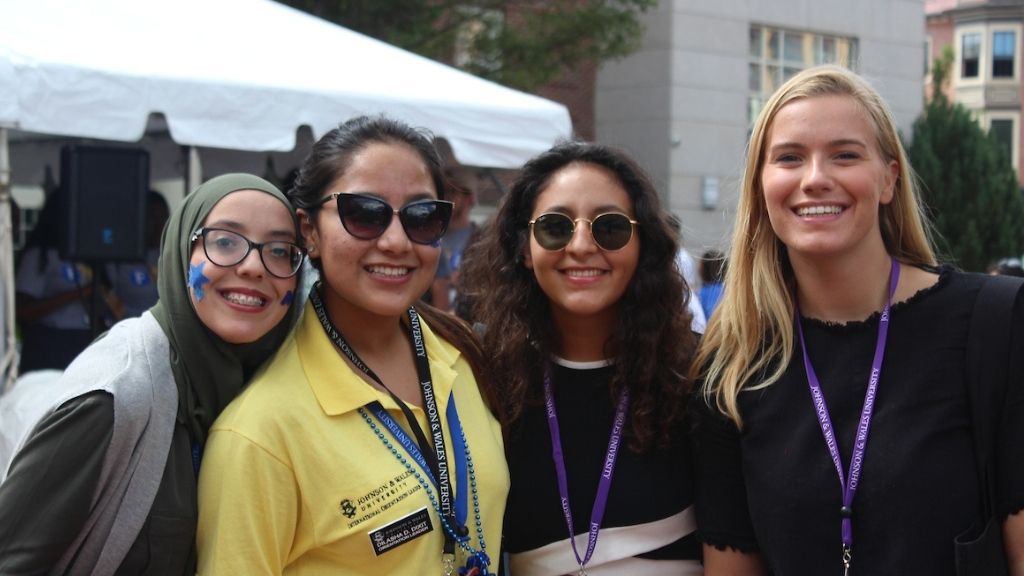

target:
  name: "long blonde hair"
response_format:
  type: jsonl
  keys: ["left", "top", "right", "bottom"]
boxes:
{"left": 694, "top": 65, "right": 937, "bottom": 427}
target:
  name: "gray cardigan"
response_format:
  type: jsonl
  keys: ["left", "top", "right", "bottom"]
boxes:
{"left": 0, "top": 312, "right": 177, "bottom": 575}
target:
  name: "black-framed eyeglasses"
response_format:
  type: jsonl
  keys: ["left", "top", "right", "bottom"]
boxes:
{"left": 528, "top": 212, "right": 639, "bottom": 252}
{"left": 313, "top": 192, "right": 453, "bottom": 246}
{"left": 190, "top": 227, "right": 304, "bottom": 279}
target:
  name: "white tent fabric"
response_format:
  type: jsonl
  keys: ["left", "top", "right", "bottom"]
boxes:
{"left": 0, "top": 0, "right": 571, "bottom": 168}
{"left": 0, "top": 0, "right": 572, "bottom": 387}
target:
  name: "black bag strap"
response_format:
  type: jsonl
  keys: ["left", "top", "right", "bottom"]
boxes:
{"left": 967, "top": 275, "right": 1024, "bottom": 520}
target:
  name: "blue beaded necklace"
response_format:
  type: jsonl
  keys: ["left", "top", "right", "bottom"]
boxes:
{"left": 360, "top": 405, "right": 491, "bottom": 575}
{"left": 310, "top": 285, "right": 491, "bottom": 575}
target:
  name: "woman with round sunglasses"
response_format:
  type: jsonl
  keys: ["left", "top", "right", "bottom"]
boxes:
{"left": 196, "top": 116, "right": 508, "bottom": 576}
{"left": 0, "top": 174, "right": 304, "bottom": 574}
{"left": 460, "top": 141, "right": 702, "bottom": 575}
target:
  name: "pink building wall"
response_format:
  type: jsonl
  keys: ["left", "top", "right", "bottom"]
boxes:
{"left": 926, "top": 0, "right": 961, "bottom": 11}
{"left": 926, "top": 0, "right": 1024, "bottom": 186}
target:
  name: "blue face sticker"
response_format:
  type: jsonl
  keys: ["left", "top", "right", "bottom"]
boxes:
{"left": 188, "top": 261, "right": 211, "bottom": 301}
{"left": 280, "top": 290, "right": 295, "bottom": 306}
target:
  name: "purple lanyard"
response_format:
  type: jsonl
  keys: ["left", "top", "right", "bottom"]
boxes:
{"left": 795, "top": 257, "right": 899, "bottom": 575}
{"left": 543, "top": 364, "right": 629, "bottom": 573}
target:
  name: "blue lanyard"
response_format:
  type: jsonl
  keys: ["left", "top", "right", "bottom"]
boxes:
{"left": 367, "top": 397, "right": 469, "bottom": 528}
{"left": 309, "top": 284, "right": 460, "bottom": 554}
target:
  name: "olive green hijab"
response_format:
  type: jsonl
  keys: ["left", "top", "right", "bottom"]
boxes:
{"left": 149, "top": 173, "right": 302, "bottom": 446}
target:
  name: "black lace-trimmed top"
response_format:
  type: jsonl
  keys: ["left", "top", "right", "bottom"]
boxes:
{"left": 690, "top": 267, "right": 1024, "bottom": 576}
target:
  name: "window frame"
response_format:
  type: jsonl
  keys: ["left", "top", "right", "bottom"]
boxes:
{"left": 956, "top": 24, "right": 1022, "bottom": 83}
{"left": 989, "top": 25, "right": 1021, "bottom": 82}
{"left": 926, "top": 36, "right": 933, "bottom": 76}
{"left": 960, "top": 29, "right": 983, "bottom": 81}
{"left": 747, "top": 24, "right": 858, "bottom": 126}
{"left": 985, "top": 113, "right": 1020, "bottom": 171}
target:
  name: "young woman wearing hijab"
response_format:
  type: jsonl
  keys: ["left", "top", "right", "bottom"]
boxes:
{"left": 0, "top": 173, "right": 304, "bottom": 574}
{"left": 460, "top": 141, "right": 702, "bottom": 575}
{"left": 690, "top": 66, "right": 1024, "bottom": 575}
{"left": 196, "top": 116, "right": 508, "bottom": 576}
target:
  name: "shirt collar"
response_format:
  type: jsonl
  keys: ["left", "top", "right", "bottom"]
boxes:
{"left": 296, "top": 300, "right": 461, "bottom": 416}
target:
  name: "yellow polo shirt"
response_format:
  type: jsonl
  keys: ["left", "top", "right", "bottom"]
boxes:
{"left": 197, "top": 301, "right": 509, "bottom": 575}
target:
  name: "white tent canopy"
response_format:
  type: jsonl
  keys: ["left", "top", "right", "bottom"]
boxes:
{"left": 0, "top": 0, "right": 573, "bottom": 386}
{"left": 0, "top": 0, "right": 571, "bottom": 168}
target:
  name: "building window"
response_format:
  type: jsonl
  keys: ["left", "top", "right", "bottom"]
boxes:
{"left": 962, "top": 33, "right": 981, "bottom": 78}
{"left": 748, "top": 25, "right": 858, "bottom": 125}
{"left": 925, "top": 37, "right": 932, "bottom": 75}
{"left": 992, "top": 31, "right": 1016, "bottom": 78}
{"left": 990, "top": 118, "right": 1015, "bottom": 163}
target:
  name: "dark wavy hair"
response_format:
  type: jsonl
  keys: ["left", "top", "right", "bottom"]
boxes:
{"left": 460, "top": 141, "right": 698, "bottom": 452}
{"left": 288, "top": 114, "right": 502, "bottom": 421}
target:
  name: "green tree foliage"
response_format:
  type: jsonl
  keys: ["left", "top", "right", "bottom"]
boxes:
{"left": 907, "top": 46, "right": 1024, "bottom": 271}
{"left": 277, "top": 0, "right": 656, "bottom": 91}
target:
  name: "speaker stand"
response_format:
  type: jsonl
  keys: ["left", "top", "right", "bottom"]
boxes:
{"left": 87, "top": 260, "right": 106, "bottom": 339}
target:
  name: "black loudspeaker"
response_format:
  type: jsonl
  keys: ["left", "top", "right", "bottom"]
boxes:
{"left": 59, "top": 145, "right": 149, "bottom": 262}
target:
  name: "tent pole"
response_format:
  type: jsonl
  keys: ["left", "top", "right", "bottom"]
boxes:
{"left": 0, "top": 128, "right": 8, "bottom": 188}
{"left": 0, "top": 127, "right": 18, "bottom": 391}
{"left": 183, "top": 145, "right": 202, "bottom": 196}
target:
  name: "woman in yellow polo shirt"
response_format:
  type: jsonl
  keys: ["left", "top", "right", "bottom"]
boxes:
{"left": 196, "top": 116, "right": 508, "bottom": 576}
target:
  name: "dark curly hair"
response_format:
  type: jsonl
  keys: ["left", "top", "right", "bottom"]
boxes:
{"left": 460, "top": 141, "right": 698, "bottom": 452}
{"left": 288, "top": 114, "right": 502, "bottom": 421}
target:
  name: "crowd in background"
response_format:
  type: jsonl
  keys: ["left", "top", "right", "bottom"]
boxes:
{"left": 0, "top": 65, "right": 1022, "bottom": 576}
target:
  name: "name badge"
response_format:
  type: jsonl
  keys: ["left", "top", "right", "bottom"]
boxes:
{"left": 368, "top": 506, "right": 433, "bottom": 556}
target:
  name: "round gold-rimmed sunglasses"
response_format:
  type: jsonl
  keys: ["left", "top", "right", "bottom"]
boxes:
{"left": 528, "top": 212, "right": 639, "bottom": 252}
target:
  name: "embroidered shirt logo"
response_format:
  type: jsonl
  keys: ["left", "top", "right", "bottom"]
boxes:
{"left": 339, "top": 499, "right": 357, "bottom": 518}
{"left": 343, "top": 470, "right": 421, "bottom": 529}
